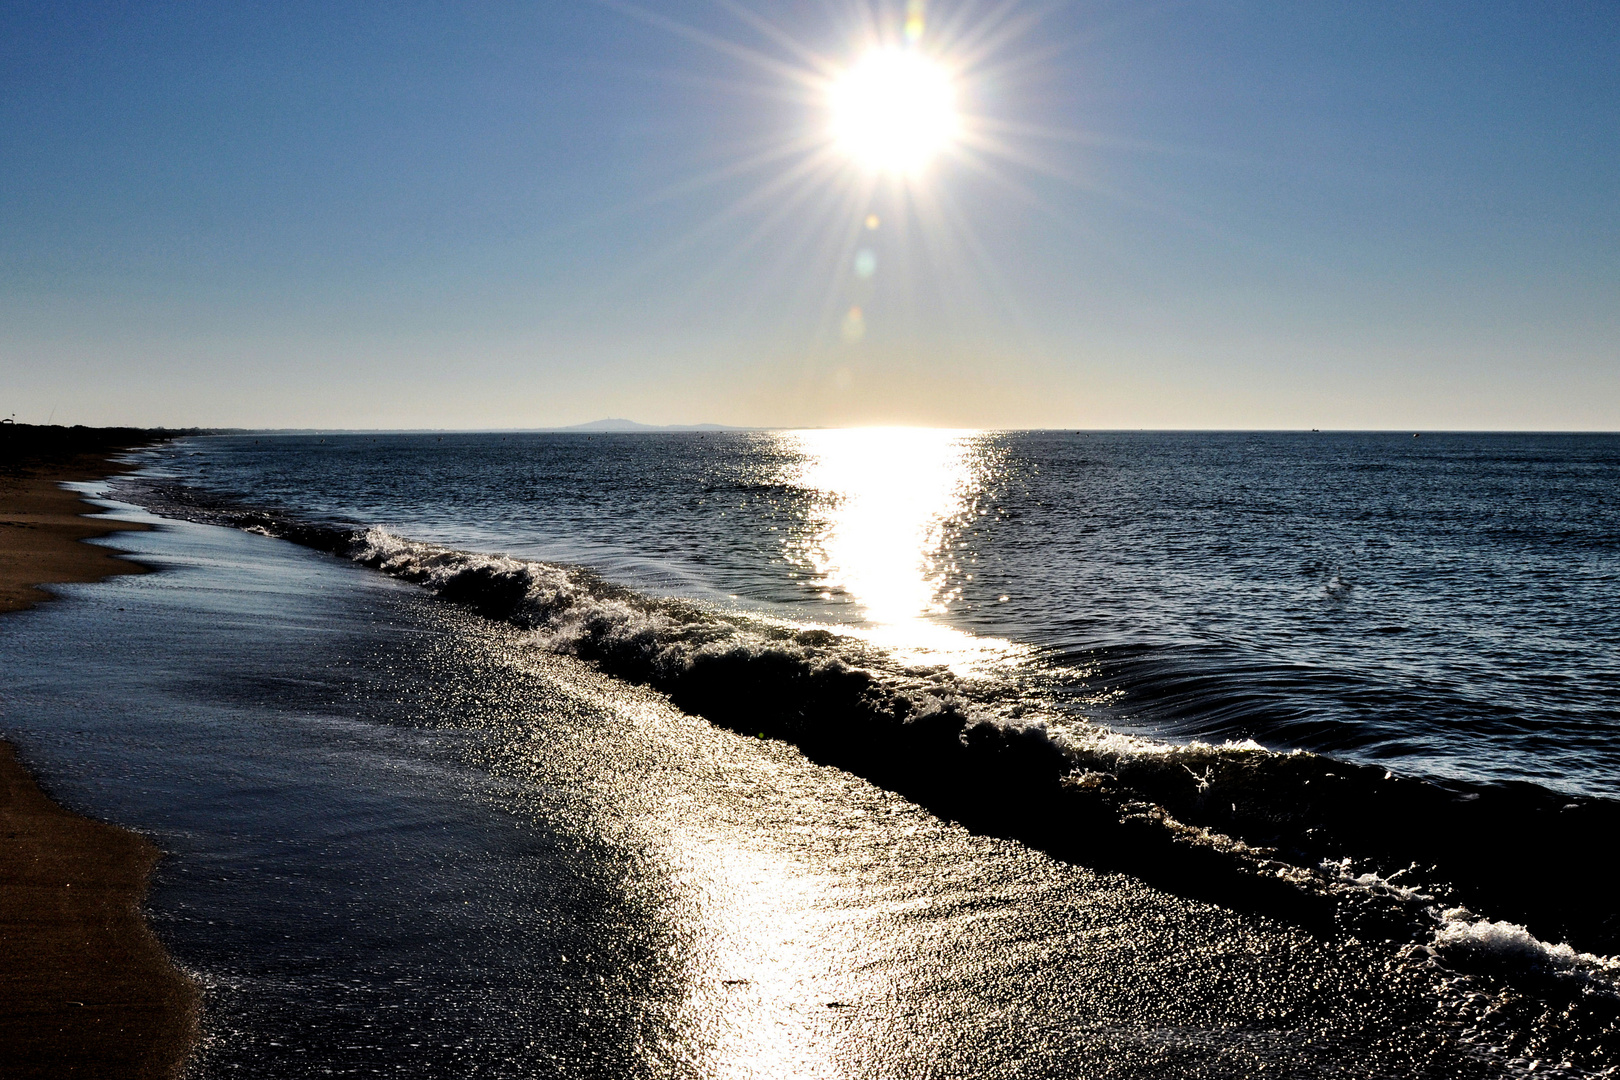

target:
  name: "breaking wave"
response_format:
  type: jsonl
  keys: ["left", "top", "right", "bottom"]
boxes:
{"left": 1433, "top": 912, "right": 1620, "bottom": 991}
{"left": 239, "top": 519, "right": 1620, "bottom": 949}
{"left": 111, "top": 477, "right": 1620, "bottom": 1007}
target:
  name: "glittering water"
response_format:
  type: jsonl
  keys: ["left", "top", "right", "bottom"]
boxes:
{"left": 0, "top": 504, "right": 1535, "bottom": 1077}
{"left": 147, "top": 429, "right": 1620, "bottom": 796}
{"left": 4, "top": 430, "right": 1619, "bottom": 1076}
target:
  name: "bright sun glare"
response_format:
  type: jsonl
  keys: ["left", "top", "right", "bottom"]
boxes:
{"left": 606, "top": 0, "right": 1064, "bottom": 348}
{"left": 829, "top": 49, "right": 959, "bottom": 175}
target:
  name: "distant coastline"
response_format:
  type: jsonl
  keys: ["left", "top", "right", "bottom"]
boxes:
{"left": 556, "top": 418, "right": 746, "bottom": 433}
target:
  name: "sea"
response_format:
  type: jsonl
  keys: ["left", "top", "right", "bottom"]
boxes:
{"left": 2, "top": 428, "right": 1617, "bottom": 1077}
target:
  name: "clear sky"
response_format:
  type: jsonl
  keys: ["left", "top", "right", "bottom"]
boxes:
{"left": 2, "top": 1, "right": 1616, "bottom": 429}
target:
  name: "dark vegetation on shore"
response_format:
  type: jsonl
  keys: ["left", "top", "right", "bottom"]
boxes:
{"left": 0, "top": 423, "right": 197, "bottom": 476}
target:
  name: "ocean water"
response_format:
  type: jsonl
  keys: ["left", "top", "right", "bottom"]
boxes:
{"left": 2, "top": 430, "right": 1618, "bottom": 1076}
{"left": 140, "top": 429, "right": 1620, "bottom": 792}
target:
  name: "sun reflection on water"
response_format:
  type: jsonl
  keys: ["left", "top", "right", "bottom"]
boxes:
{"left": 662, "top": 837, "right": 875, "bottom": 1078}
{"left": 784, "top": 427, "right": 1022, "bottom": 674}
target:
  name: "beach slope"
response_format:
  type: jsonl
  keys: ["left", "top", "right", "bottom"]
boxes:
{"left": 1, "top": 426, "right": 198, "bottom": 1078}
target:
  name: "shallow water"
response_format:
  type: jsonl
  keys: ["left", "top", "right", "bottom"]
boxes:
{"left": 0, "top": 497, "right": 1569, "bottom": 1078}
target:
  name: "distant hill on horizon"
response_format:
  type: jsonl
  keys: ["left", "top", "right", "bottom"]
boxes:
{"left": 560, "top": 419, "right": 745, "bottom": 432}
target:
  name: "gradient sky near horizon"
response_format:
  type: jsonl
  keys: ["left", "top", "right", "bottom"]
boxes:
{"left": 2, "top": 1, "right": 1616, "bottom": 430}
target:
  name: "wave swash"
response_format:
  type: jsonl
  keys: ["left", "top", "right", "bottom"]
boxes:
{"left": 120, "top": 478, "right": 1620, "bottom": 1072}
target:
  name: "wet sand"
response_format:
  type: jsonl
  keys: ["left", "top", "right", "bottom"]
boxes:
{"left": 1, "top": 427, "right": 198, "bottom": 1078}
{"left": 0, "top": 428, "right": 156, "bottom": 613}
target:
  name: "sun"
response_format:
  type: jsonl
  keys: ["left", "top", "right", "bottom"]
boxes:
{"left": 829, "top": 49, "right": 960, "bottom": 176}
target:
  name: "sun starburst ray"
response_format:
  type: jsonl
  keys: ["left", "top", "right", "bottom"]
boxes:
{"left": 705, "top": 0, "right": 845, "bottom": 78}
{"left": 577, "top": 0, "right": 1234, "bottom": 371}
{"left": 671, "top": 159, "right": 869, "bottom": 315}
{"left": 611, "top": 148, "right": 841, "bottom": 288}
{"left": 575, "top": 131, "right": 838, "bottom": 237}
{"left": 594, "top": 0, "right": 827, "bottom": 90}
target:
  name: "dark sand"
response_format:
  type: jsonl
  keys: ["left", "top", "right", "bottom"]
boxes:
{"left": 1, "top": 426, "right": 199, "bottom": 1078}
{"left": 0, "top": 426, "right": 155, "bottom": 613}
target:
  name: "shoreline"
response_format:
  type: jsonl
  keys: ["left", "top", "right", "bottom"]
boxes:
{"left": 1, "top": 428, "right": 200, "bottom": 1078}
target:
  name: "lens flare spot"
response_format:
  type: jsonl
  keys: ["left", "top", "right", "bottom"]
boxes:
{"left": 829, "top": 49, "right": 958, "bottom": 175}
{"left": 854, "top": 249, "right": 877, "bottom": 278}
{"left": 905, "top": 0, "right": 927, "bottom": 43}
{"left": 841, "top": 306, "right": 866, "bottom": 343}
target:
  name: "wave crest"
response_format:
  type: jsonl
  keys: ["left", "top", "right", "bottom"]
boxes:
{"left": 303, "top": 528, "right": 1620, "bottom": 979}
{"left": 113, "top": 494, "right": 1620, "bottom": 991}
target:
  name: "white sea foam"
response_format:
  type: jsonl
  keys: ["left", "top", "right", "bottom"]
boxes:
{"left": 1066, "top": 727, "right": 1272, "bottom": 761}
{"left": 337, "top": 527, "right": 1620, "bottom": 995}
{"left": 352, "top": 527, "right": 695, "bottom": 662}
{"left": 348, "top": 531, "right": 1318, "bottom": 801}
{"left": 1433, "top": 910, "right": 1620, "bottom": 990}
{"left": 1321, "top": 857, "right": 1433, "bottom": 902}
{"left": 347, "top": 527, "right": 987, "bottom": 730}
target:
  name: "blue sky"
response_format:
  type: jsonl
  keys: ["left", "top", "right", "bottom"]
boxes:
{"left": 2, "top": 1, "right": 1616, "bottom": 428}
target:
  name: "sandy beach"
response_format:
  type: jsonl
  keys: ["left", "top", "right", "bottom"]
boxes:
{"left": 1, "top": 426, "right": 198, "bottom": 1078}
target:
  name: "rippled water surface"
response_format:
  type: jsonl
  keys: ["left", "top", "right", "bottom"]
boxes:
{"left": 4, "top": 431, "right": 1620, "bottom": 1075}
{"left": 149, "top": 430, "right": 1620, "bottom": 795}
{"left": 0, "top": 504, "right": 1518, "bottom": 1078}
